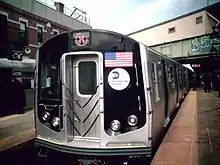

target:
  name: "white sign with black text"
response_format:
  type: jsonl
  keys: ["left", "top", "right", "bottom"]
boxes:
{"left": 108, "top": 68, "right": 130, "bottom": 91}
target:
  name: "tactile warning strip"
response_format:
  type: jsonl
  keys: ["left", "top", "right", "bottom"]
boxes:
{"left": 0, "top": 128, "right": 35, "bottom": 151}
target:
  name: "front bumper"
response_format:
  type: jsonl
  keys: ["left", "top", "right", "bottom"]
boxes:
{"left": 35, "top": 138, "right": 152, "bottom": 157}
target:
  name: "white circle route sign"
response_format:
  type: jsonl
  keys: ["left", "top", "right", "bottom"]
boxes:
{"left": 108, "top": 68, "right": 130, "bottom": 91}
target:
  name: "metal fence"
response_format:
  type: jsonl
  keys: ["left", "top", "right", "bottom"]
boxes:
{"left": 36, "top": 0, "right": 90, "bottom": 25}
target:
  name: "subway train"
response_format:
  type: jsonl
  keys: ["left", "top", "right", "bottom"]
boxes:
{"left": 34, "top": 29, "right": 191, "bottom": 164}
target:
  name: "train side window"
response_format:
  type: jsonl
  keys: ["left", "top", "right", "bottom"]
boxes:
{"left": 168, "top": 65, "right": 175, "bottom": 88}
{"left": 78, "top": 61, "right": 97, "bottom": 95}
{"left": 167, "top": 66, "right": 172, "bottom": 82}
{"left": 152, "top": 62, "right": 160, "bottom": 102}
{"left": 178, "top": 69, "right": 182, "bottom": 85}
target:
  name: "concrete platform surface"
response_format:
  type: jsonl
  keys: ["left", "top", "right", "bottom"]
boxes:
{"left": 151, "top": 89, "right": 220, "bottom": 165}
{"left": 151, "top": 91, "right": 198, "bottom": 165}
{"left": 0, "top": 110, "right": 35, "bottom": 151}
{"left": 197, "top": 90, "right": 220, "bottom": 165}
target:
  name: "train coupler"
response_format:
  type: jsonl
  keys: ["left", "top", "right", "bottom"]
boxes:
{"left": 37, "top": 147, "right": 48, "bottom": 158}
{"left": 78, "top": 159, "right": 103, "bottom": 165}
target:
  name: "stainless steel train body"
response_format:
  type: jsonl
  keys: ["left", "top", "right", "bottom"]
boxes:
{"left": 34, "top": 29, "right": 191, "bottom": 162}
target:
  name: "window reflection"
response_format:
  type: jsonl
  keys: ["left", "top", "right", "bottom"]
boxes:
{"left": 78, "top": 61, "right": 97, "bottom": 95}
{"left": 40, "top": 63, "right": 60, "bottom": 100}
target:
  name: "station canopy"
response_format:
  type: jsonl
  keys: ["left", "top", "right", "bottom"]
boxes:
{"left": 205, "top": 1, "right": 220, "bottom": 29}
{"left": 206, "top": 1, "right": 220, "bottom": 21}
{"left": 0, "top": 58, "right": 35, "bottom": 69}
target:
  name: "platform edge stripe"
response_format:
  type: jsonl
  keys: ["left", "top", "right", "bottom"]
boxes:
{"left": 0, "top": 128, "right": 35, "bottom": 151}
{"left": 0, "top": 114, "right": 18, "bottom": 122}
{"left": 0, "top": 110, "right": 34, "bottom": 122}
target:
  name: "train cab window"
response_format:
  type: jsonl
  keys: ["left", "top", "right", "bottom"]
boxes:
{"left": 152, "top": 62, "right": 160, "bottom": 102}
{"left": 39, "top": 61, "right": 61, "bottom": 100}
{"left": 78, "top": 61, "right": 97, "bottom": 95}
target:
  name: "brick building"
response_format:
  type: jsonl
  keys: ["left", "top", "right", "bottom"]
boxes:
{"left": 0, "top": 0, "right": 91, "bottom": 117}
{"left": 0, "top": 0, "right": 91, "bottom": 59}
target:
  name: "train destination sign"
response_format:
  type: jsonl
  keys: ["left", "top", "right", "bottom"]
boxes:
{"left": 108, "top": 68, "right": 130, "bottom": 91}
{"left": 73, "top": 32, "right": 90, "bottom": 47}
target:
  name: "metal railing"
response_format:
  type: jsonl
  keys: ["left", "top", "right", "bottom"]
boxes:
{"left": 36, "top": 0, "right": 90, "bottom": 25}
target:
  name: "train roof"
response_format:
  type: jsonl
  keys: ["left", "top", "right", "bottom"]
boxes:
{"left": 147, "top": 46, "right": 194, "bottom": 71}
{"left": 40, "top": 29, "right": 140, "bottom": 48}
{"left": 146, "top": 46, "right": 182, "bottom": 65}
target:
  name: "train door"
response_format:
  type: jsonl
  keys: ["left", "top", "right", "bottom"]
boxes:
{"left": 62, "top": 52, "right": 103, "bottom": 141}
{"left": 161, "top": 60, "right": 169, "bottom": 125}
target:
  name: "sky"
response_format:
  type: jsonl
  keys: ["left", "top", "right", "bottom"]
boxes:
{"left": 58, "top": 0, "right": 219, "bottom": 34}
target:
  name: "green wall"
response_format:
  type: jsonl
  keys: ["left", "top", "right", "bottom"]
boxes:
{"left": 151, "top": 34, "right": 220, "bottom": 58}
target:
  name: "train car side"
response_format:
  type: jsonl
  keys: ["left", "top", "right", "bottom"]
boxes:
{"left": 143, "top": 46, "right": 167, "bottom": 148}
{"left": 183, "top": 67, "right": 190, "bottom": 95}
{"left": 144, "top": 46, "right": 187, "bottom": 149}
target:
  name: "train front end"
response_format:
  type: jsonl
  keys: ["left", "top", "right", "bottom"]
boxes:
{"left": 34, "top": 30, "right": 152, "bottom": 161}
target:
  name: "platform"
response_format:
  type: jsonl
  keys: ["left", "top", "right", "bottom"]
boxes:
{"left": 0, "top": 110, "right": 35, "bottom": 151}
{"left": 1, "top": 90, "right": 220, "bottom": 165}
{"left": 151, "top": 89, "right": 220, "bottom": 165}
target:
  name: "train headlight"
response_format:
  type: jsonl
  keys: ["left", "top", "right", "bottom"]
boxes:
{"left": 52, "top": 117, "right": 60, "bottom": 127}
{"left": 127, "top": 115, "right": 138, "bottom": 127}
{"left": 42, "top": 112, "right": 50, "bottom": 122}
{"left": 110, "top": 120, "right": 121, "bottom": 132}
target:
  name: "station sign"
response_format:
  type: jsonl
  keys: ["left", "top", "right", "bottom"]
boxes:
{"left": 8, "top": 50, "right": 23, "bottom": 61}
{"left": 192, "top": 64, "right": 200, "bottom": 68}
{"left": 12, "top": 70, "right": 22, "bottom": 77}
